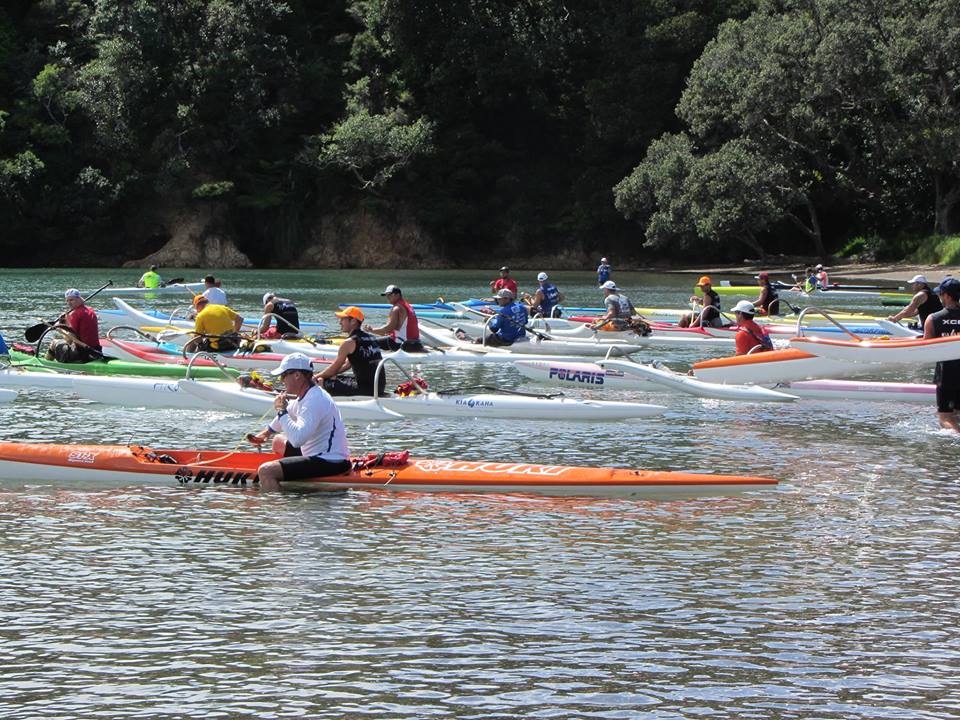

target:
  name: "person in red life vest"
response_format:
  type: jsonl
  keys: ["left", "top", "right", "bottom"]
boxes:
{"left": 46, "top": 288, "right": 102, "bottom": 363}
{"left": 732, "top": 300, "right": 773, "bottom": 355}
{"left": 364, "top": 285, "right": 426, "bottom": 352}
{"left": 489, "top": 266, "right": 518, "bottom": 297}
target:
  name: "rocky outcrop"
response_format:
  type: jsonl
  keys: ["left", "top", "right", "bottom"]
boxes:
{"left": 122, "top": 202, "right": 252, "bottom": 269}
{"left": 300, "top": 206, "right": 444, "bottom": 268}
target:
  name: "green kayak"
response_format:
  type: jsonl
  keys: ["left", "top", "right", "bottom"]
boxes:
{"left": 8, "top": 350, "right": 238, "bottom": 379}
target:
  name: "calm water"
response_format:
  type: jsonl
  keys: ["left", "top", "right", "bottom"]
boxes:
{"left": 0, "top": 268, "right": 957, "bottom": 719}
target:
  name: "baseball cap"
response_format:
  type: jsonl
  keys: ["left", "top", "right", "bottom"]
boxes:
{"left": 64, "top": 288, "right": 82, "bottom": 300}
{"left": 815, "top": 264, "right": 824, "bottom": 270}
{"left": 262, "top": 292, "right": 275, "bottom": 305}
{"left": 537, "top": 272, "right": 548, "bottom": 281}
{"left": 601, "top": 257, "right": 608, "bottom": 263}
{"left": 335, "top": 306, "right": 365, "bottom": 322}
{"left": 270, "top": 352, "right": 314, "bottom": 376}
{"left": 908, "top": 274, "right": 927, "bottom": 284}
{"left": 934, "top": 278, "right": 960, "bottom": 298}
{"left": 380, "top": 284, "right": 401, "bottom": 296}
{"left": 499, "top": 266, "right": 509, "bottom": 272}
{"left": 697, "top": 276, "right": 712, "bottom": 286}
{"left": 732, "top": 300, "right": 756, "bottom": 315}
{"left": 495, "top": 288, "right": 515, "bottom": 299}
{"left": 193, "top": 295, "right": 208, "bottom": 309}
{"left": 756, "top": 272, "right": 769, "bottom": 280}
{"left": 600, "top": 280, "right": 618, "bottom": 290}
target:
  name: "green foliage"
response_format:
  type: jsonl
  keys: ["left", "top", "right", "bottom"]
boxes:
{"left": 192, "top": 181, "right": 235, "bottom": 199}
{"left": 0, "top": 149, "right": 45, "bottom": 200}
{"left": 909, "top": 235, "right": 960, "bottom": 265}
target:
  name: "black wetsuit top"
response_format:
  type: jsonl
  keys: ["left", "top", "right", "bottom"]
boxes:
{"left": 929, "top": 306, "right": 960, "bottom": 388}
{"left": 347, "top": 327, "right": 386, "bottom": 395}
{"left": 271, "top": 300, "right": 300, "bottom": 333}
{"left": 917, "top": 287, "right": 943, "bottom": 326}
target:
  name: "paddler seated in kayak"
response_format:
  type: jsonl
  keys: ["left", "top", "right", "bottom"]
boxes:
{"left": 924, "top": 278, "right": 960, "bottom": 433}
{"left": 732, "top": 300, "right": 773, "bottom": 355}
{"left": 791, "top": 267, "right": 818, "bottom": 293}
{"left": 184, "top": 295, "right": 243, "bottom": 353}
{"left": 314, "top": 306, "right": 387, "bottom": 396}
{"left": 136, "top": 265, "right": 162, "bottom": 288}
{"left": 679, "top": 276, "right": 722, "bottom": 328}
{"left": 45, "top": 288, "right": 103, "bottom": 363}
{"left": 815, "top": 263, "right": 829, "bottom": 289}
{"left": 201, "top": 275, "right": 227, "bottom": 305}
{"left": 591, "top": 280, "right": 635, "bottom": 331}
{"left": 476, "top": 288, "right": 528, "bottom": 346}
{"left": 888, "top": 274, "right": 942, "bottom": 328}
{"left": 246, "top": 352, "right": 351, "bottom": 490}
{"left": 363, "top": 285, "right": 426, "bottom": 352}
{"left": 258, "top": 292, "right": 300, "bottom": 338}
{"left": 753, "top": 272, "right": 781, "bottom": 316}
{"left": 525, "top": 272, "right": 564, "bottom": 318}
{"left": 489, "top": 266, "right": 518, "bottom": 297}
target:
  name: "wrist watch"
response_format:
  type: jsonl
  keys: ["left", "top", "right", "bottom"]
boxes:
{"left": 277, "top": 409, "right": 288, "bottom": 418}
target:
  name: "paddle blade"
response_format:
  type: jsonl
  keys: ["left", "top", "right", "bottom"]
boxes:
{"left": 24, "top": 323, "right": 49, "bottom": 343}
{"left": 162, "top": 277, "right": 185, "bottom": 287}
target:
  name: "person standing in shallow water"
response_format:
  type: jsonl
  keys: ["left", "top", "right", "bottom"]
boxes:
{"left": 596, "top": 257, "right": 611, "bottom": 285}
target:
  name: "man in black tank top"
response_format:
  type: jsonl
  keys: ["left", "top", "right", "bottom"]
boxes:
{"left": 259, "top": 293, "right": 301, "bottom": 337}
{"left": 888, "top": 274, "right": 942, "bottom": 328}
{"left": 924, "top": 278, "right": 960, "bottom": 432}
{"left": 314, "top": 306, "right": 386, "bottom": 396}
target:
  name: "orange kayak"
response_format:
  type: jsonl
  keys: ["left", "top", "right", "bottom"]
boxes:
{"left": 0, "top": 442, "right": 777, "bottom": 499}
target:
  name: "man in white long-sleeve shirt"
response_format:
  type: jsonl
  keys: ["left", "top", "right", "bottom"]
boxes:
{"left": 246, "top": 353, "right": 350, "bottom": 490}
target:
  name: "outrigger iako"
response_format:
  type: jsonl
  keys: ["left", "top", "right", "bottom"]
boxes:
{"left": 0, "top": 442, "right": 778, "bottom": 499}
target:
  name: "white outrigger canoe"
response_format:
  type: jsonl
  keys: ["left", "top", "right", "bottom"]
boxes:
{"left": 779, "top": 379, "right": 934, "bottom": 403}
{"left": 105, "top": 283, "right": 206, "bottom": 297}
{"left": 691, "top": 349, "right": 867, "bottom": 385}
{"left": 109, "top": 298, "right": 331, "bottom": 336}
{"left": 513, "top": 359, "right": 796, "bottom": 402}
{"left": 790, "top": 334, "right": 960, "bottom": 364}
{"left": 177, "top": 379, "right": 668, "bottom": 421}
{"left": 0, "top": 367, "right": 400, "bottom": 421}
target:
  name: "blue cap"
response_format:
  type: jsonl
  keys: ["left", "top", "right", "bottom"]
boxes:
{"left": 934, "top": 277, "right": 960, "bottom": 298}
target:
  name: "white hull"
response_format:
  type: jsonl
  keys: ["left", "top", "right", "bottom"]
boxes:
{"left": 108, "top": 283, "right": 206, "bottom": 297}
{"left": 176, "top": 380, "right": 403, "bottom": 422}
{"left": 178, "top": 379, "right": 666, "bottom": 421}
{"left": 790, "top": 335, "right": 960, "bottom": 364}
{"left": 781, "top": 379, "right": 934, "bottom": 403}
{"left": 693, "top": 355, "right": 865, "bottom": 384}
{"left": 514, "top": 359, "right": 795, "bottom": 402}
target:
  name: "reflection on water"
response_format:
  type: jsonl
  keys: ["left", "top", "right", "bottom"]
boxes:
{"left": 0, "top": 269, "right": 958, "bottom": 718}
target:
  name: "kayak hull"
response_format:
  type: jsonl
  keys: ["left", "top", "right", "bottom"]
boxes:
{"left": 8, "top": 350, "right": 236, "bottom": 379}
{"left": 0, "top": 443, "right": 778, "bottom": 498}
{"left": 790, "top": 334, "right": 960, "bottom": 364}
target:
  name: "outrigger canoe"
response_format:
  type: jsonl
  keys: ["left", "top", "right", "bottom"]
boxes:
{"left": 790, "top": 334, "right": 960, "bottom": 364}
{"left": 177, "top": 379, "right": 669, "bottom": 421}
{"left": 103, "top": 282, "right": 206, "bottom": 297}
{"left": 7, "top": 349, "right": 238, "bottom": 379}
{"left": 0, "top": 442, "right": 778, "bottom": 498}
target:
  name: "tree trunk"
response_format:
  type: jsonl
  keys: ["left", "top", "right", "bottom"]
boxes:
{"left": 934, "top": 174, "right": 960, "bottom": 234}
{"left": 739, "top": 230, "right": 765, "bottom": 260}
{"left": 784, "top": 196, "right": 825, "bottom": 257}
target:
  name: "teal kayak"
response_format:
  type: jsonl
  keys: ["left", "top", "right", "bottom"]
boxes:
{"left": 8, "top": 350, "right": 238, "bottom": 379}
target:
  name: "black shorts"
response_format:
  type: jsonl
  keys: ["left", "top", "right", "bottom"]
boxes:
{"left": 278, "top": 444, "right": 351, "bottom": 481}
{"left": 936, "top": 385, "right": 960, "bottom": 413}
{"left": 375, "top": 337, "right": 426, "bottom": 353}
{"left": 196, "top": 335, "right": 240, "bottom": 353}
{"left": 323, "top": 376, "right": 362, "bottom": 396}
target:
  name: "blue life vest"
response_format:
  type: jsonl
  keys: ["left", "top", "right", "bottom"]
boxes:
{"left": 597, "top": 264, "right": 611, "bottom": 284}
{"left": 0, "top": 332, "right": 7, "bottom": 355}
{"left": 490, "top": 302, "right": 528, "bottom": 342}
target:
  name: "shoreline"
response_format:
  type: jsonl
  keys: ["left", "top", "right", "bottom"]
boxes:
{"left": 652, "top": 260, "right": 959, "bottom": 284}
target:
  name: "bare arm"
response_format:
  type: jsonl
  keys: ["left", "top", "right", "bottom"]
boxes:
{"left": 888, "top": 291, "right": 924, "bottom": 322}
{"left": 366, "top": 306, "right": 402, "bottom": 336}
{"left": 315, "top": 339, "right": 354, "bottom": 380}
{"left": 258, "top": 302, "right": 273, "bottom": 334}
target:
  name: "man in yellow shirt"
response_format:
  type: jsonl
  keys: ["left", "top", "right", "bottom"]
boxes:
{"left": 184, "top": 295, "right": 243, "bottom": 352}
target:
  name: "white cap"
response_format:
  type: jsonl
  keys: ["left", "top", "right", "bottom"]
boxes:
{"left": 600, "top": 280, "right": 618, "bottom": 290}
{"left": 64, "top": 288, "right": 82, "bottom": 300}
{"left": 537, "top": 272, "right": 548, "bottom": 281}
{"left": 495, "top": 288, "right": 515, "bottom": 299}
{"left": 601, "top": 257, "right": 608, "bottom": 263}
{"left": 380, "top": 284, "right": 401, "bottom": 296}
{"left": 732, "top": 300, "right": 756, "bottom": 315}
{"left": 262, "top": 292, "right": 275, "bottom": 305}
{"left": 908, "top": 274, "right": 927, "bottom": 284}
{"left": 270, "top": 352, "right": 314, "bottom": 376}
{"left": 815, "top": 263, "right": 823, "bottom": 269}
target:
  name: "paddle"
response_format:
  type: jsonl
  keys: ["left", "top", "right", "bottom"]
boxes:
{"left": 160, "top": 277, "right": 185, "bottom": 287}
{"left": 25, "top": 280, "right": 113, "bottom": 342}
